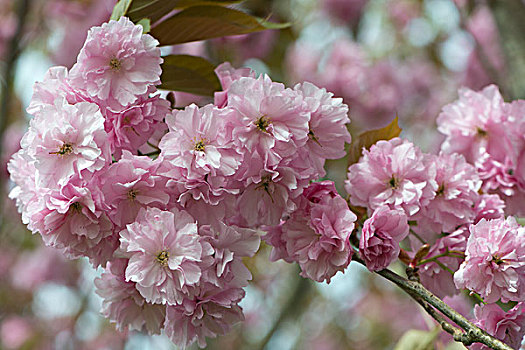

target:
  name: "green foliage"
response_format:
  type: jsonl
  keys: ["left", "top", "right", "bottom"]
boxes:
{"left": 110, "top": 0, "right": 133, "bottom": 20}
{"left": 393, "top": 328, "right": 440, "bottom": 350}
{"left": 127, "top": 0, "right": 243, "bottom": 23}
{"left": 159, "top": 55, "right": 221, "bottom": 96}
{"left": 347, "top": 116, "right": 402, "bottom": 166}
{"left": 136, "top": 18, "right": 151, "bottom": 33}
{"left": 109, "top": 1, "right": 289, "bottom": 97}
{"left": 150, "top": 5, "right": 289, "bottom": 46}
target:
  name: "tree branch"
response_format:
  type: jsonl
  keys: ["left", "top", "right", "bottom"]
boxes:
{"left": 352, "top": 255, "right": 513, "bottom": 350}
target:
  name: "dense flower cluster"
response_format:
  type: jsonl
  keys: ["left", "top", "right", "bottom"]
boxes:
{"left": 344, "top": 84, "right": 525, "bottom": 348}
{"left": 9, "top": 17, "right": 354, "bottom": 348}
{"left": 437, "top": 85, "right": 525, "bottom": 217}
{"left": 8, "top": 12, "right": 525, "bottom": 350}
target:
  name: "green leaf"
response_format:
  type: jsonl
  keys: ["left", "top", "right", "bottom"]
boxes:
{"left": 150, "top": 5, "right": 290, "bottom": 46}
{"left": 159, "top": 55, "right": 221, "bottom": 96}
{"left": 137, "top": 18, "right": 151, "bottom": 33}
{"left": 347, "top": 116, "right": 402, "bottom": 166}
{"left": 128, "top": 0, "right": 244, "bottom": 23}
{"left": 394, "top": 328, "right": 440, "bottom": 350}
{"left": 110, "top": 0, "right": 133, "bottom": 20}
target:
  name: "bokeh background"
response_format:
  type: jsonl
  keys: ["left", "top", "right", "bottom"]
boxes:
{"left": 1, "top": 0, "right": 523, "bottom": 349}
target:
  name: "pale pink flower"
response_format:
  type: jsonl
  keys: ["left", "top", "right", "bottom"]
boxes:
{"left": 473, "top": 193, "right": 505, "bottom": 223}
{"left": 419, "top": 229, "right": 468, "bottom": 298}
{"left": 345, "top": 138, "right": 437, "bottom": 216}
{"left": 470, "top": 302, "right": 525, "bottom": 350}
{"left": 236, "top": 167, "right": 300, "bottom": 227}
{"left": 104, "top": 94, "right": 170, "bottom": 157}
{"left": 227, "top": 75, "right": 310, "bottom": 173}
{"left": 263, "top": 221, "right": 293, "bottom": 263}
{"left": 438, "top": 88, "right": 525, "bottom": 216}
{"left": 160, "top": 104, "right": 242, "bottom": 179}
{"left": 414, "top": 153, "right": 481, "bottom": 234}
{"left": 94, "top": 259, "right": 166, "bottom": 334}
{"left": 22, "top": 98, "right": 110, "bottom": 188}
{"left": 454, "top": 217, "right": 525, "bottom": 303}
{"left": 26, "top": 66, "right": 85, "bottom": 115}
{"left": 281, "top": 181, "right": 357, "bottom": 282}
{"left": 164, "top": 283, "right": 245, "bottom": 348}
{"left": 214, "top": 62, "right": 255, "bottom": 108}
{"left": 437, "top": 85, "right": 511, "bottom": 164}
{"left": 7, "top": 150, "right": 43, "bottom": 228}
{"left": 29, "top": 179, "right": 115, "bottom": 267}
{"left": 360, "top": 206, "right": 409, "bottom": 271}
{"left": 69, "top": 17, "right": 162, "bottom": 111}
{"left": 101, "top": 151, "right": 169, "bottom": 227}
{"left": 120, "top": 207, "right": 204, "bottom": 305}
{"left": 293, "top": 82, "right": 351, "bottom": 176}
{"left": 199, "top": 221, "right": 260, "bottom": 288}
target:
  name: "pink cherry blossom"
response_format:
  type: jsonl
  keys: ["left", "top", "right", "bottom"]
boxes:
{"left": 236, "top": 167, "right": 301, "bottom": 227}
{"left": 470, "top": 302, "right": 525, "bottom": 350}
{"left": 120, "top": 207, "right": 205, "bottom": 305}
{"left": 164, "top": 283, "right": 245, "bottom": 348}
{"left": 279, "top": 181, "right": 357, "bottom": 283}
{"left": 227, "top": 75, "right": 310, "bottom": 173}
{"left": 214, "top": 62, "right": 255, "bottom": 108}
{"left": 26, "top": 66, "right": 86, "bottom": 115}
{"left": 454, "top": 217, "right": 525, "bottom": 303}
{"left": 199, "top": 221, "right": 260, "bottom": 288}
{"left": 413, "top": 153, "right": 480, "bottom": 235}
{"left": 437, "top": 85, "right": 512, "bottom": 165}
{"left": 8, "top": 150, "right": 42, "bottom": 228}
{"left": 104, "top": 94, "right": 170, "bottom": 157}
{"left": 360, "top": 206, "right": 409, "bottom": 271}
{"left": 345, "top": 138, "right": 437, "bottom": 216}
{"left": 29, "top": 179, "right": 115, "bottom": 267}
{"left": 101, "top": 151, "right": 169, "bottom": 227}
{"left": 263, "top": 221, "right": 293, "bottom": 263}
{"left": 22, "top": 98, "right": 110, "bottom": 189}
{"left": 419, "top": 229, "right": 468, "bottom": 298}
{"left": 160, "top": 104, "right": 242, "bottom": 180}
{"left": 473, "top": 193, "right": 505, "bottom": 223}
{"left": 69, "top": 17, "right": 162, "bottom": 111}
{"left": 94, "top": 259, "right": 166, "bottom": 334}
{"left": 293, "top": 82, "right": 351, "bottom": 177}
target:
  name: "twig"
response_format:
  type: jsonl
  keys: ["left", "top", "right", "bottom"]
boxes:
{"left": 352, "top": 255, "right": 513, "bottom": 350}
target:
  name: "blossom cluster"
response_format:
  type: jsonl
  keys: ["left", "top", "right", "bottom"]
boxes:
{"left": 8, "top": 17, "right": 355, "bottom": 348}
{"left": 346, "top": 85, "right": 525, "bottom": 348}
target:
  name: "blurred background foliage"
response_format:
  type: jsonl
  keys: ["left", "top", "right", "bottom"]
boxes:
{"left": 0, "top": 0, "right": 524, "bottom": 349}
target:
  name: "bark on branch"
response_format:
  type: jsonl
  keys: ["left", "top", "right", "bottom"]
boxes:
{"left": 352, "top": 255, "right": 513, "bottom": 350}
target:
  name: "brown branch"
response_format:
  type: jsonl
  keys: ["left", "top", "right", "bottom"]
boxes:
{"left": 352, "top": 255, "right": 513, "bottom": 350}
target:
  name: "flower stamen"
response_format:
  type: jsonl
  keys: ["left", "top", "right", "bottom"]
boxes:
{"left": 156, "top": 250, "right": 169, "bottom": 266}
{"left": 49, "top": 143, "right": 74, "bottom": 156}
{"left": 109, "top": 58, "right": 122, "bottom": 71}
{"left": 255, "top": 116, "right": 270, "bottom": 133}
{"left": 127, "top": 189, "right": 138, "bottom": 201}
